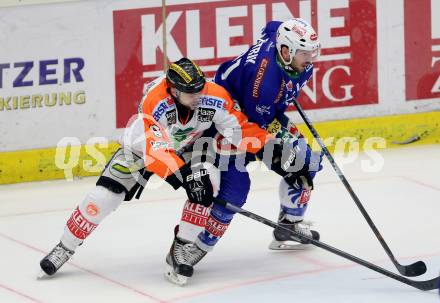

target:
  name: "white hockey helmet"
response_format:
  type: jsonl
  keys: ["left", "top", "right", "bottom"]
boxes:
{"left": 276, "top": 18, "right": 320, "bottom": 65}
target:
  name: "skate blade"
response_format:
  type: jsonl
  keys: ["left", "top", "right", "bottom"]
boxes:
{"left": 268, "top": 240, "right": 314, "bottom": 251}
{"left": 37, "top": 270, "right": 48, "bottom": 279}
{"left": 164, "top": 264, "right": 188, "bottom": 286}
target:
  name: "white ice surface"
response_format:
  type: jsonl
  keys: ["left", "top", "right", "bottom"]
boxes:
{"left": 0, "top": 145, "right": 439, "bottom": 303}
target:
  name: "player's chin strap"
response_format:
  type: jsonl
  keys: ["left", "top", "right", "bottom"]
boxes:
{"left": 276, "top": 54, "right": 300, "bottom": 78}
{"left": 290, "top": 97, "right": 428, "bottom": 278}
{"left": 213, "top": 197, "right": 439, "bottom": 291}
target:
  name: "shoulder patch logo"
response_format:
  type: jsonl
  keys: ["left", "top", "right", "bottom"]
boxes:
{"left": 252, "top": 58, "right": 269, "bottom": 98}
{"left": 150, "top": 125, "right": 162, "bottom": 137}
{"left": 197, "top": 107, "right": 216, "bottom": 122}
{"left": 165, "top": 109, "right": 177, "bottom": 125}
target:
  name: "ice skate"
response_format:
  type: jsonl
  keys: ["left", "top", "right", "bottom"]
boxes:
{"left": 39, "top": 242, "right": 74, "bottom": 277}
{"left": 269, "top": 220, "right": 320, "bottom": 251}
{"left": 165, "top": 236, "right": 207, "bottom": 286}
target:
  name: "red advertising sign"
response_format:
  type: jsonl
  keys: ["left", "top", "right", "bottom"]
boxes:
{"left": 404, "top": 0, "right": 440, "bottom": 101}
{"left": 113, "top": 0, "right": 378, "bottom": 128}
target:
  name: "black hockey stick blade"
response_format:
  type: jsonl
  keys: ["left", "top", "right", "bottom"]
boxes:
{"left": 214, "top": 198, "right": 439, "bottom": 291}
{"left": 397, "top": 261, "right": 427, "bottom": 277}
{"left": 291, "top": 97, "right": 427, "bottom": 277}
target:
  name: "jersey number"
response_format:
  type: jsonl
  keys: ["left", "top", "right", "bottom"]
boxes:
{"left": 220, "top": 58, "right": 242, "bottom": 81}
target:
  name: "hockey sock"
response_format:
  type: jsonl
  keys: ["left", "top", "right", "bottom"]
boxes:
{"left": 61, "top": 186, "right": 125, "bottom": 251}
{"left": 195, "top": 206, "right": 232, "bottom": 252}
{"left": 177, "top": 200, "right": 211, "bottom": 242}
{"left": 279, "top": 178, "right": 312, "bottom": 222}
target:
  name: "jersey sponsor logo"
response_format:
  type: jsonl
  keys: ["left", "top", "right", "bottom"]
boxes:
{"left": 152, "top": 98, "right": 172, "bottom": 121}
{"left": 252, "top": 58, "right": 268, "bottom": 98}
{"left": 197, "top": 107, "right": 216, "bottom": 122}
{"left": 200, "top": 96, "right": 224, "bottom": 109}
{"left": 150, "top": 140, "right": 169, "bottom": 150}
{"left": 173, "top": 127, "right": 194, "bottom": 142}
{"left": 66, "top": 207, "right": 97, "bottom": 240}
{"left": 267, "top": 119, "right": 300, "bottom": 143}
{"left": 165, "top": 109, "right": 177, "bottom": 125}
{"left": 255, "top": 104, "right": 271, "bottom": 115}
{"left": 274, "top": 79, "right": 286, "bottom": 103}
{"left": 150, "top": 125, "right": 162, "bottom": 137}
{"left": 245, "top": 38, "right": 268, "bottom": 65}
{"left": 267, "top": 119, "right": 282, "bottom": 135}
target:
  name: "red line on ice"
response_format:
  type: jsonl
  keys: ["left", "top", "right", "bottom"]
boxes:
{"left": 0, "top": 176, "right": 385, "bottom": 219}
{"left": 0, "top": 283, "right": 45, "bottom": 303}
{"left": 397, "top": 175, "right": 440, "bottom": 192}
{"left": 0, "top": 232, "right": 167, "bottom": 303}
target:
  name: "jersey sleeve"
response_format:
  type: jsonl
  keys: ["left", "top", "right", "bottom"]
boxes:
{"left": 211, "top": 85, "right": 272, "bottom": 153}
{"left": 261, "top": 21, "right": 282, "bottom": 40}
{"left": 241, "top": 58, "right": 284, "bottom": 128}
{"left": 294, "top": 64, "right": 314, "bottom": 100}
{"left": 141, "top": 95, "right": 185, "bottom": 178}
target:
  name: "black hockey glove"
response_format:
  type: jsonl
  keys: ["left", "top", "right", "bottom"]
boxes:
{"left": 179, "top": 164, "right": 214, "bottom": 207}
{"left": 257, "top": 138, "right": 322, "bottom": 189}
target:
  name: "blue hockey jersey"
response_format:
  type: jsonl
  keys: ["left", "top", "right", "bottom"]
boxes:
{"left": 214, "top": 21, "right": 313, "bottom": 129}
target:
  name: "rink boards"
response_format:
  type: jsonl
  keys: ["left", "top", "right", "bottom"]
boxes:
{"left": 1, "top": 111, "right": 439, "bottom": 184}
{"left": 0, "top": 0, "right": 439, "bottom": 184}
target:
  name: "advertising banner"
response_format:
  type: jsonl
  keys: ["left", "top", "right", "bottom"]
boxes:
{"left": 0, "top": 1, "right": 115, "bottom": 151}
{"left": 114, "top": 0, "right": 378, "bottom": 128}
{"left": 404, "top": 0, "right": 440, "bottom": 101}
{"left": 0, "top": 0, "right": 438, "bottom": 152}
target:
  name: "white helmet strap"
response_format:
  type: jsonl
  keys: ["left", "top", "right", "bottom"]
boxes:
{"left": 278, "top": 44, "right": 294, "bottom": 66}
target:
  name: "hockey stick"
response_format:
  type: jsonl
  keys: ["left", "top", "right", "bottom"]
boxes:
{"left": 214, "top": 198, "right": 439, "bottom": 291}
{"left": 291, "top": 98, "right": 426, "bottom": 277}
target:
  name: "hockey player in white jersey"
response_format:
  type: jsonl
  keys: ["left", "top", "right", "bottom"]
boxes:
{"left": 39, "top": 58, "right": 274, "bottom": 278}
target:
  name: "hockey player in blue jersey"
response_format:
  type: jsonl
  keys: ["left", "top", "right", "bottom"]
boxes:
{"left": 166, "top": 18, "right": 323, "bottom": 285}
{"left": 215, "top": 19, "right": 317, "bottom": 130}
{"left": 212, "top": 18, "right": 323, "bottom": 251}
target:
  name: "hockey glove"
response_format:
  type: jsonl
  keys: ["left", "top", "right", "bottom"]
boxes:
{"left": 180, "top": 164, "right": 214, "bottom": 207}
{"left": 257, "top": 138, "right": 323, "bottom": 189}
